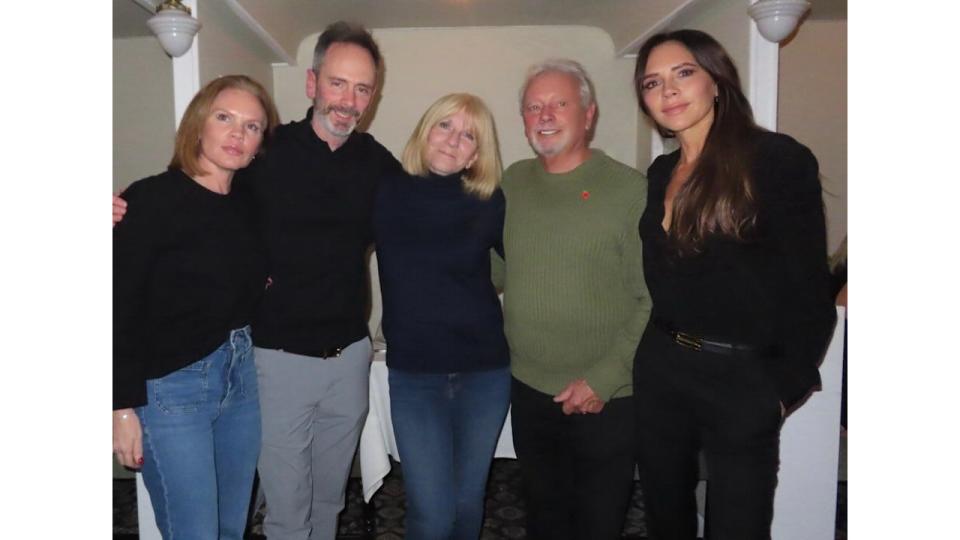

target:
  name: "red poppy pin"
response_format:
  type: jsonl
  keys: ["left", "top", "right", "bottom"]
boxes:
{"left": 581, "top": 190, "right": 590, "bottom": 201}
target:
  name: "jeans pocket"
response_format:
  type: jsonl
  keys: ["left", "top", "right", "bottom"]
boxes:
{"left": 152, "top": 358, "right": 210, "bottom": 414}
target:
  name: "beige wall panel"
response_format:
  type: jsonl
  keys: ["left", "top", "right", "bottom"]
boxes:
{"left": 636, "top": 110, "right": 654, "bottom": 171}
{"left": 113, "top": 37, "right": 176, "bottom": 192}
{"left": 779, "top": 20, "right": 847, "bottom": 255}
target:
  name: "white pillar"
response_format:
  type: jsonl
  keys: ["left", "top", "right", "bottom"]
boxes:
{"left": 748, "top": 0, "right": 779, "bottom": 131}
{"left": 171, "top": 0, "right": 201, "bottom": 126}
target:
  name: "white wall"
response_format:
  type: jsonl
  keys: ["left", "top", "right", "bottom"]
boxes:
{"left": 779, "top": 19, "right": 847, "bottom": 255}
{"left": 113, "top": 36, "right": 175, "bottom": 193}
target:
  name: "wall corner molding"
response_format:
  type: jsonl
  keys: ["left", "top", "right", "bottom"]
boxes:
{"left": 617, "top": 0, "right": 705, "bottom": 57}
{"left": 223, "top": 0, "right": 295, "bottom": 66}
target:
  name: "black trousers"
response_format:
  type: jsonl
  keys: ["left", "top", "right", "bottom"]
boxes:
{"left": 633, "top": 326, "right": 782, "bottom": 540}
{"left": 510, "top": 377, "right": 635, "bottom": 540}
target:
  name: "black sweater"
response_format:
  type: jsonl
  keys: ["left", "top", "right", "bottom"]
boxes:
{"left": 639, "top": 131, "right": 837, "bottom": 408}
{"left": 373, "top": 171, "right": 509, "bottom": 373}
{"left": 113, "top": 169, "right": 266, "bottom": 409}
{"left": 239, "top": 109, "right": 401, "bottom": 356}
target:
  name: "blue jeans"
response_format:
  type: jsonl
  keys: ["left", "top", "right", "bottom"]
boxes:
{"left": 137, "top": 326, "right": 261, "bottom": 540}
{"left": 389, "top": 366, "right": 511, "bottom": 540}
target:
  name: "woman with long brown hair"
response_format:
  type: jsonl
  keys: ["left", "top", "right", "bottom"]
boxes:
{"left": 631, "top": 30, "right": 836, "bottom": 539}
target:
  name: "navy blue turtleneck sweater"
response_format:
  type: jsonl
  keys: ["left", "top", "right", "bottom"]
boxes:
{"left": 373, "top": 170, "right": 509, "bottom": 373}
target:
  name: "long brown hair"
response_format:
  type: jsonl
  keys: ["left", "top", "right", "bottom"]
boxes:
{"left": 634, "top": 30, "right": 763, "bottom": 255}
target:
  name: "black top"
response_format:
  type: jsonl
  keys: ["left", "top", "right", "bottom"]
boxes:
{"left": 373, "top": 170, "right": 509, "bottom": 373}
{"left": 238, "top": 108, "right": 402, "bottom": 356}
{"left": 639, "top": 131, "right": 836, "bottom": 408}
{"left": 113, "top": 169, "right": 266, "bottom": 409}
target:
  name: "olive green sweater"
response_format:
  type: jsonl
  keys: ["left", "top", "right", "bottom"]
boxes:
{"left": 493, "top": 150, "right": 652, "bottom": 400}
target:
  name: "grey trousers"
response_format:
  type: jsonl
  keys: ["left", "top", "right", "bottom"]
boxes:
{"left": 254, "top": 338, "right": 371, "bottom": 540}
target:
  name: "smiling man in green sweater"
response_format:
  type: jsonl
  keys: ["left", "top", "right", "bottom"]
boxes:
{"left": 494, "top": 59, "right": 653, "bottom": 540}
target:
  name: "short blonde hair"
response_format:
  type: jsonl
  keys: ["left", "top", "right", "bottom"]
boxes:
{"left": 170, "top": 75, "right": 281, "bottom": 178}
{"left": 401, "top": 93, "right": 502, "bottom": 200}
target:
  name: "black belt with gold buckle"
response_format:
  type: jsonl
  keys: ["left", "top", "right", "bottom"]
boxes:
{"left": 652, "top": 319, "right": 768, "bottom": 357}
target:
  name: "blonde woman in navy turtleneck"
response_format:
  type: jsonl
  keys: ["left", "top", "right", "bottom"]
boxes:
{"left": 372, "top": 93, "right": 509, "bottom": 540}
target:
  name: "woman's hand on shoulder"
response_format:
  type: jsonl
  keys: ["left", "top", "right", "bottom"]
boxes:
{"left": 113, "top": 408, "right": 143, "bottom": 469}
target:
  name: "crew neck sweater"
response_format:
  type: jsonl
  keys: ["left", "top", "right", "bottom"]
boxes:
{"left": 237, "top": 108, "right": 402, "bottom": 356}
{"left": 495, "top": 150, "right": 652, "bottom": 400}
{"left": 373, "top": 170, "right": 509, "bottom": 373}
{"left": 640, "top": 131, "right": 836, "bottom": 408}
{"left": 113, "top": 168, "right": 266, "bottom": 409}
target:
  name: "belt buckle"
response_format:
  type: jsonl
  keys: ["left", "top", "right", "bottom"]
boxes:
{"left": 673, "top": 331, "right": 703, "bottom": 352}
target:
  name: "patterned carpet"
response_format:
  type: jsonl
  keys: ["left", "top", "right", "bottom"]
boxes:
{"left": 114, "top": 458, "right": 846, "bottom": 539}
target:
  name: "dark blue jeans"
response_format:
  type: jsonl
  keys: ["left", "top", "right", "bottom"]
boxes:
{"left": 389, "top": 366, "right": 511, "bottom": 540}
{"left": 137, "top": 326, "right": 261, "bottom": 540}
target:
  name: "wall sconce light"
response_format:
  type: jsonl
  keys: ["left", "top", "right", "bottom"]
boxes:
{"left": 748, "top": 0, "right": 811, "bottom": 43}
{"left": 147, "top": 0, "right": 202, "bottom": 57}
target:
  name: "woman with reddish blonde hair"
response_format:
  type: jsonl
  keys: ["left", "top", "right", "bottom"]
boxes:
{"left": 113, "top": 74, "right": 279, "bottom": 540}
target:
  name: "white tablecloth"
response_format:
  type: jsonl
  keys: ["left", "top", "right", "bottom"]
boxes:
{"left": 358, "top": 352, "right": 516, "bottom": 502}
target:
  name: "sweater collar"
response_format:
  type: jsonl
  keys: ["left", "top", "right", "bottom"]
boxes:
{"left": 424, "top": 170, "right": 464, "bottom": 183}
{"left": 536, "top": 149, "right": 604, "bottom": 178}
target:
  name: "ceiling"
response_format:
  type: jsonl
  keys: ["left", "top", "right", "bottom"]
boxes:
{"left": 114, "top": 0, "right": 847, "bottom": 59}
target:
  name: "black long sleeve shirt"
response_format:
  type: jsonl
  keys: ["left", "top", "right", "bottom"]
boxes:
{"left": 639, "top": 131, "right": 836, "bottom": 408}
{"left": 239, "top": 109, "right": 402, "bottom": 355}
{"left": 373, "top": 171, "right": 509, "bottom": 373}
{"left": 113, "top": 169, "right": 266, "bottom": 409}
